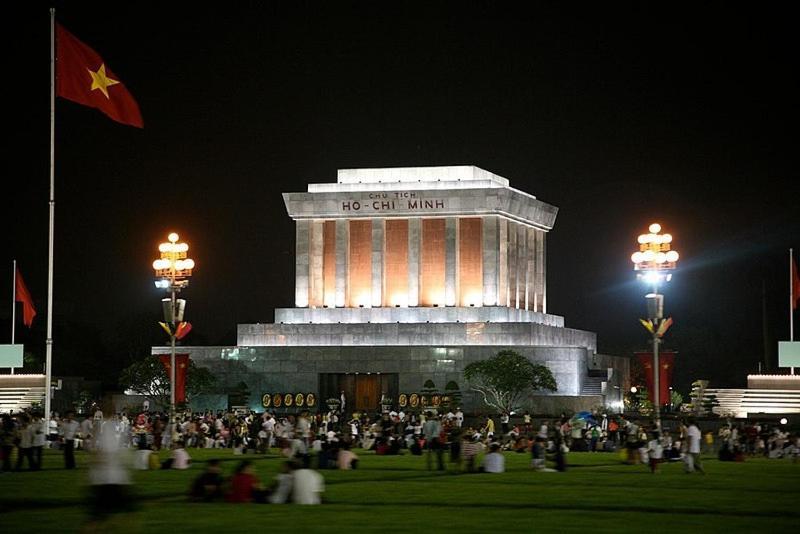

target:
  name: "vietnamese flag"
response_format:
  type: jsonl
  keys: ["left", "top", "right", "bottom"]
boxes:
{"left": 56, "top": 23, "right": 143, "bottom": 128}
{"left": 159, "top": 354, "right": 190, "bottom": 403}
{"left": 15, "top": 267, "right": 37, "bottom": 327}
{"left": 635, "top": 351, "right": 676, "bottom": 406}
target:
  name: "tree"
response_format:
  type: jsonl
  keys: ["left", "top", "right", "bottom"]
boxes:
{"left": 228, "top": 381, "right": 251, "bottom": 408}
{"left": 463, "top": 350, "right": 557, "bottom": 414}
{"left": 421, "top": 379, "right": 437, "bottom": 407}
{"left": 119, "top": 355, "right": 215, "bottom": 407}
{"left": 444, "top": 380, "right": 462, "bottom": 411}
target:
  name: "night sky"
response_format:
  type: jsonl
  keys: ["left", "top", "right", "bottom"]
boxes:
{"left": 4, "top": 2, "right": 799, "bottom": 394}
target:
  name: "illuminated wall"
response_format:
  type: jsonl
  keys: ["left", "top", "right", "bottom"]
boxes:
{"left": 458, "top": 218, "right": 482, "bottom": 306}
{"left": 322, "top": 220, "right": 336, "bottom": 307}
{"left": 348, "top": 220, "right": 372, "bottom": 307}
{"left": 384, "top": 219, "right": 409, "bottom": 306}
{"left": 420, "top": 219, "right": 446, "bottom": 306}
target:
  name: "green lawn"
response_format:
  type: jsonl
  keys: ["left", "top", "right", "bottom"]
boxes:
{"left": 1, "top": 448, "right": 798, "bottom": 533}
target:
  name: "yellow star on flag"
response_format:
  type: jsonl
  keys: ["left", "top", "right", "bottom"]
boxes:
{"left": 88, "top": 63, "right": 120, "bottom": 99}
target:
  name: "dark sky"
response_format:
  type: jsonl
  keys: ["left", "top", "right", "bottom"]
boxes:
{"left": 4, "top": 2, "right": 799, "bottom": 393}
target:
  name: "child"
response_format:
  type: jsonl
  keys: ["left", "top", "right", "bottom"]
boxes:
{"left": 531, "top": 436, "right": 546, "bottom": 470}
{"left": 647, "top": 431, "right": 663, "bottom": 473}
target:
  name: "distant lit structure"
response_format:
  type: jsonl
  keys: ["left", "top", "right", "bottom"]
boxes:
{"left": 152, "top": 232, "right": 194, "bottom": 417}
{"left": 153, "top": 167, "right": 629, "bottom": 414}
{"left": 631, "top": 223, "right": 679, "bottom": 427}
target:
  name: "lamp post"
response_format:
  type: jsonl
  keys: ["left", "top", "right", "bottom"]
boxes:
{"left": 152, "top": 232, "right": 194, "bottom": 419}
{"left": 631, "top": 223, "right": 679, "bottom": 428}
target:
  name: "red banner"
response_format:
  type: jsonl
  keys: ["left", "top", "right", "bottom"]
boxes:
{"left": 635, "top": 351, "right": 676, "bottom": 405}
{"left": 159, "top": 354, "right": 190, "bottom": 403}
{"left": 56, "top": 23, "right": 144, "bottom": 128}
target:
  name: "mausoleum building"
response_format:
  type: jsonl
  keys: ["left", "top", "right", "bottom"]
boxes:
{"left": 154, "top": 166, "right": 628, "bottom": 414}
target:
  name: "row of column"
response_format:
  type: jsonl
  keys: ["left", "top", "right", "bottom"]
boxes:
{"left": 295, "top": 216, "right": 546, "bottom": 313}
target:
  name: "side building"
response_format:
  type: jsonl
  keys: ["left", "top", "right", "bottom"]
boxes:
{"left": 153, "top": 166, "right": 628, "bottom": 415}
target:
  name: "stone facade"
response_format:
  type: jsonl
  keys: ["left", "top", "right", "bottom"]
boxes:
{"left": 153, "top": 166, "right": 627, "bottom": 414}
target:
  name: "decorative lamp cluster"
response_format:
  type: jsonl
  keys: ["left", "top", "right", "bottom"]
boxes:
{"left": 631, "top": 223, "right": 679, "bottom": 283}
{"left": 153, "top": 232, "right": 195, "bottom": 280}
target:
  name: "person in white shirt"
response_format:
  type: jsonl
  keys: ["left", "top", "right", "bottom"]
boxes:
{"left": 80, "top": 417, "right": 94, "bottom": 451}
{"left": 538, "top": 422, "right": 549, "bottom": 440}
{"left": 269, "top": 462, "right": 294, "bottom": 504}
{"left": 15, "top": 416, "right": 34, "bottom": 471}
{"left": 262, "top": 415, "right": 275, "bottom": 453}
{"left": 454, "top": 408, "right": 464, "bottom": 428}
{"left": 685, "top": 418, "right": 705, "bottom": 473}
{"left": 87, "top": 427, "right": 133, "bottom": 524}
{"left": 480, "top": 443, "right": 506, "bottom": 473}
{"left": 60, "top": 411, "right": 80, "bottom": 469}
{"left": 292, "top": 464, "right": 325, "bottom": 504}
{"left": 170, "top": 442, "right": 191, "bottom": 469}
{"left": 30, "top": 415, "right": 47, "bottom": 470}
{"left": 647, "top": 431, "right": 664, "bottom": 473}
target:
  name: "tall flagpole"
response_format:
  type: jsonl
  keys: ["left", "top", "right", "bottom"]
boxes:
{"left": 45, "top": 7, "right": 56, "bottom": 418}
{"left": 791, "top": 248, "right": 795, "bottom": 375}
{"left": 11, "top": 260, "right": 16, "bottom": 375}
{"left": 11, "top": 260, "right": 16, "bottom": 345}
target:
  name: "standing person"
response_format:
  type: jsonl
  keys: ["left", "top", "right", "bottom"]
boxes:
{"left": 86, "top": 426, "right": 134, "bottom": 529}
{"left": 685, "top": 417, "right": 705, "bottom": 474}
{"left": 483, "top": 416, "right": 496, "bottom": 442}
{"left": 80, "top": 415, "right": 94, "bottom": 452}
{"left": 1, "top": 414, "right": 16, "bottom": 473}
{"left": 30, "top": 414, "right": 47, "bottom": 470}
{"left": 449, "top": 426, "right": 462, "bottom": 470}
{"left": 608, "top": 417, "right": 619, "bottom": 445}
{"left": 552, "top": 432, "right": 567, "bottom": 472}
{"left": 61, "top": 411, "right": 79, "bottom": 469}
{"left": 523, "top": 411, "right": 532, "bottom": 433}
{"left": 262, "top": 414, "right": 275, "bottom": 454}
{"left": 500, "top": 412, "right": 510, "bottom": 436}
{"left": 589, "top": 426, "right": 600, "bottom": 452}
{"left": 422, "top": 412, "right": 444, "bottom": 471}
{"left": 454, "top": 407, "right": 464, "bottom": 428}
{"left": 647, "top": 431, "right": 664, "bottom": 474}
{"left": 15, "top": 416, "right": 34, "bottom": 471}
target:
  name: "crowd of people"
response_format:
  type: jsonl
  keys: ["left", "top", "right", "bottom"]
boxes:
{"left": 2, "top": 406, "right": 798, "bottom": 479}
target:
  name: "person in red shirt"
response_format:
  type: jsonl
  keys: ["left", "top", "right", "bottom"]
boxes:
{"left": 227, "top": 460, "right": 266, "bottom": 503}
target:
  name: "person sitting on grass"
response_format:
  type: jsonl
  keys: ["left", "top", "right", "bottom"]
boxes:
{"left": 337, "top": 442, "right": 359, "bottom": 470}
{"left": 269, "top": 461, "right": 294, "bottom": 504}
{"left": 292, "top": 461, "right": 325, "bottom": 505}
{"left": 480, "top": 443, "right": 506, "bottom": 473}
{"left": 228, "top": 460, "right": 267, "bottom": 503}
{"left": 461, "top": 433, "right": 483, "bottom": 472}
{"left": 514, "top": 435, "right": 530, "bottom": 453}
{"left": 189, "top": 459, "right": 224, "bottom": 502}
{"left": 162, "top": 441, "right": 191, "bottom": 470}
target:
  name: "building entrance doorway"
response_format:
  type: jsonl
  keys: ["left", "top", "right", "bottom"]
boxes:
{"left": 319, "top": 373, "right": 398, "bottom": 413}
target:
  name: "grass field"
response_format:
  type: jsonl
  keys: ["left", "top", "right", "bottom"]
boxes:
{"left": 1, "top": 447, "right": 798, "bottom": 533}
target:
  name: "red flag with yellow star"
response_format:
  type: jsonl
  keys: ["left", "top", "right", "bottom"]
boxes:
{"left": 158, "top": 354, "right": 190, "bottom": 403}
{"left": 56, "top": 23, "right": 143, "bottom": 128}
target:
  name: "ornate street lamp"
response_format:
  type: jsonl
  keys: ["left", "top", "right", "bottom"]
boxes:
{"left": 631, "top": 223, "right": 679, "bottom": 428}
{"left": 152, "top": 232, "right": 194, "bottom": 418}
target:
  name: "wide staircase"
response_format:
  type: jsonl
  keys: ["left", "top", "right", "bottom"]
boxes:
{"left": 0, "top": 375, "right": 47, "bottom": 413}
{"left": 704, "top": 388, "right": 800, "bottom": 418}
{"left": 581, "top": 375, "right": 605, "bottom": 396}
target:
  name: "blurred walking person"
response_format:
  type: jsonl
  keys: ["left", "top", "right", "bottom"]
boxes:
{"left": 60, "top": 411, "right": 79, "bottom": 469}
